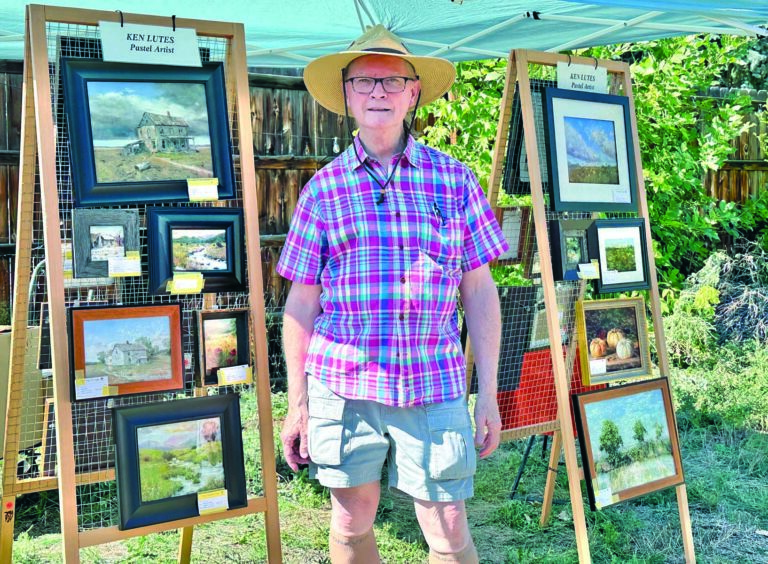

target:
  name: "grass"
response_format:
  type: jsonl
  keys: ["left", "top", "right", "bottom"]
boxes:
{"left": 93, "top": 147, "right": 213, "bottom": 183}
{"left": 5, "top": 388, "right": 768, "bottom": 563}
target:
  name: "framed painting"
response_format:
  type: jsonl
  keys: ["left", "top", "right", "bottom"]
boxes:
{"left": 147, "top": 207, "right": 245, "bottom": 295}
{"left": 572, "top": 377, "right": 684, "bottom": 510}
{"left": 588, "top": 219, "right": 650, "bottom": 293}
{"left": 196, "top": 308, "right": 251, "bottom": 387}
{"left": 61, "top": 59, "right": 235, "bottom": 206}
{"left": 549, "top": 219, "right": 593, "bottom": 281}
{"left": 528, "top": 284, "right": 577, "bottom": 350}
{"left": 72, "top": 209, "right": 140, "bottom": 278}
{"left": 495, "top": 207, "right": 532, "bottom": 264}
{"left": 113, "top": 393, "right": 247, "bottom": 530}
{"left": 68, "top": 304, "right": 184, "bottom": 401}
{"left": 575, "top": 297, "right": 651, "bottom": 386}
{"left": 543, "top": 88, "right": 637, "bottom": 212}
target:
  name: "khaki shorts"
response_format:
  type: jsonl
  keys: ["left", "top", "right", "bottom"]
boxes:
{"left": 306, "top": 377, "right": 475, "bottom": 502}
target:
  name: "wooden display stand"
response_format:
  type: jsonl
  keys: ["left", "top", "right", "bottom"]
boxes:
{"left": 1, "top": 5, "right": 281, "bottom": 563}
{"left": 468, "top": 49, "right": 696, "bottom": 563}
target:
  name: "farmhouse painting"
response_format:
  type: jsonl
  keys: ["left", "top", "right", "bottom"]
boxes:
{"left": 86, "top": 81, "right": 213, "bottom": 183}
{"left": 82, "top": 315, "right": 172, "bottom": 384}
{"left": 137, "top": 417, "right": 225, "bottom": 502}
{"left": 89, "top": 225, "right": 125, "bottom": 261}
{"left": 564, "top": 117, "right": 619, "bottom": 185}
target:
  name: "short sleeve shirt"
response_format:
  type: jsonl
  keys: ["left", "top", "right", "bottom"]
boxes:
{"left": 277, "top": 136, "right": 508, "bottom": 407}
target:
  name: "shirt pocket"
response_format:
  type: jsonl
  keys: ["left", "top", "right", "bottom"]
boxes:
{"left": 307, "top": 379, "right": 346, "bottom": 466}
{"left": 425, "top": 399, "right": 476, "bottom": 481}
{"left": 418, "top": 212, "right": 463, "bottom": 270}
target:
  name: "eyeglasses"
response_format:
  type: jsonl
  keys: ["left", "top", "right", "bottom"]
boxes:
{"left": 344, "top": 76, "right": 417, "bottom": 94}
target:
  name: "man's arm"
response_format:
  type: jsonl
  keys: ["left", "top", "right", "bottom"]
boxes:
{"left": 459, "top": 264, "right": 502, "bottom": 459}
{"left": 280, "top": 281, "right": 322, "bottom": 471}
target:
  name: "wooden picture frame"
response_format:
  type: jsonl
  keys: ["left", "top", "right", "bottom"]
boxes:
{"left": 147, "top": 207, "right": 246, "bottom": 295}
{"left": 572, "top": 378, "right": 684, "bottom": 510}
{"left": 575, "top": 297, "right": 652, "bottom": 386}
{"left": 588, "top": 219, "right": 650, "bottom": 293}
{"left": 495, "top": 207, "right": 532, "bottom": 264}
{"left": 61, "top": 59, "right": 235, "bottom": 206}
{"left": 69, "top": 304, "right": 184, "bottom": 401}
{"left": 543, "top": 88, "right": 637, "bottom": 212}
{"left": 549, "top": 218, "right": 593, "bottom": 281}
{"left": 113, "top": 394, "right": 247, "bottom": 530}
{"left": 196, "top": 308, "right": 251, "bottom": 387}
{"left": 72, "top": 208, "right": 140, "bottom": 278}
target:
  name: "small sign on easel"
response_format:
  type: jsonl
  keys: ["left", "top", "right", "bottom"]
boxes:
{"left": 556, "top": 62, "right": 608, "bottom": 94}
{"left": 99, "top": 21, "right": 202, "bottom": 67}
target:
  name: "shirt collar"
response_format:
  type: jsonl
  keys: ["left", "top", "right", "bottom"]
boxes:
{"left": 346, "top": 134, "right": 420, "bottom": 170}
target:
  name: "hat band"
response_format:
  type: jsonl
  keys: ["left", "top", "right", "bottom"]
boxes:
{"left": 360, "top": 47, "right": 409, "bottom": 55}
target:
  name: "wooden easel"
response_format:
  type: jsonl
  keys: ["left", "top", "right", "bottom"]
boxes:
{"left": 0, "top": 5, "right": 281, "bottom": 563}
{"left": 474, "top": 49, "right": 696, "bottom": 563}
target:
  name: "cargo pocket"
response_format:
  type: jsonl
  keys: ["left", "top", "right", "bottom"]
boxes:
{"left": 307, "top": 380, "right": 346, "bottom": 466}
{"left": 425, "top": 401, "right": 477, "bottom": 481}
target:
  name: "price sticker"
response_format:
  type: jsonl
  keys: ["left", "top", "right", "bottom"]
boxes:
{"left": 198, "top": 489, "right": 228, "bottom": 515}
{"left": 188, "top": 178, "right": 219, "bottom": 201}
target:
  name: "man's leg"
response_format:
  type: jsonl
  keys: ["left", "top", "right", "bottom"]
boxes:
{"left": 414, "top": 499, "right": 478, "bottom": 564}
{"left": 329, "top": 480, "right": 381, "bottom": 564}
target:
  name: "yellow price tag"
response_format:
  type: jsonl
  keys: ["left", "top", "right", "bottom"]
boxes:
{"left": 102, "top": 386, "right": 119, "bottom": 396}
{"left": 197, "top": 489, "right": 228, "bottom": 515}
{"left": 187, "top": 178, "right": 219, "bottom": 202}
{"left": 169, "top": 272, "right": 204, "bottom": 294}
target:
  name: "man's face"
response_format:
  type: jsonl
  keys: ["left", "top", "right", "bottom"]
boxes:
{"left": 343, "top": 54, "right": 420, "bottom": 131}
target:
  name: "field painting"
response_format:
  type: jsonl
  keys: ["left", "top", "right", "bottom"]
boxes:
{"left": 604, "top": 237, "right": 637, "bottom": 273}
{"left": 87, "top": 81, "right": 212, "bottom": 183}
{"left": 583, "top": 388, "right": 676, "bottom": 502}
{"left": 564, "top": 116, "right": 619, "bottom": 185}
{"left": 89, "top": 224, "right": 125, "bottom": 261}
{"left": 172, "top": 229, "right": 228, "bottom": 272}
{"left": 82, "top": 315, "right": 172, "bottom": 384}
{"left": 137, "top": 417, "right": 224, "bottom": 502}
{"left": 203, "top": 317, "right": 239, "bottom": 376}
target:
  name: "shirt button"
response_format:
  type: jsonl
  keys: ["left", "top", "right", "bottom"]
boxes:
{"left": 399, "top": 313, "right": 404, "bottom": 320}
{"left": 400, "top": 276, "right": 406, "bottom": 283}
{"left": 395, "top": 211, "right": 401, "bottom": 218}
{"left": 399, "top": 244, "right": 404, "bottom": 250}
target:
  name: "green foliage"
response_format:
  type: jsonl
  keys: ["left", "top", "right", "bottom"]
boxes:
{"left": 489, "top": 263, "right": 532, "bottom": 287}
{"left": 599, "top": 419, "right": 624, "bottom": 467}
{"left": 633, "top": 419, "right": 647, "bottom": 443}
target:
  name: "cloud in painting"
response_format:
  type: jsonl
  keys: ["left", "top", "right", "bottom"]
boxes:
{"left": 564, "top": 117, "right": 618, "bottom": 167}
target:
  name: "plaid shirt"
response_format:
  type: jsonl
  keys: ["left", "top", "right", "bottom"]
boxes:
{"left": 277, "top": 136, "right": 508, "bottom": 407}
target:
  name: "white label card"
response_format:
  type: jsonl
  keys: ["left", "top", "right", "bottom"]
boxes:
{"left": 198, "top": 489, "right": 229, "bottom": 515}
{"left": 556, "top": 62, "right": 608, "bottom": 94}
{"left": 75, "top": 376, "right": 109, "bottom": 400}
{"left": 594, "top": 486, "right": 613, "bottom": 509}
{"left": 108, "top": 255, "right": 141, "bottom": 277}
{"left": 577, "top": 262, "right": 600, "bottom": 280}
{"left": 217, "top": 364, "right": 252, "bottom": 385}
{"left": 613, "top": 189, "right": 632, "bottom": 203}
{"left": 187, "top": 179, "right": 219, "bottom": 202}
{"left": 99, "top": 21, "right": 202, "bottom": 67}
{"left": 589, "top": 358, "right": 607, "bottom": 375}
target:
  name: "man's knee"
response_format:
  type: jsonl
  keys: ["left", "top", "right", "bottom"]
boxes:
{"left": 413, "top": 499, "right": 471, "bottom": 554}
{"left": 330, "top": 483, "right": 380, "bottom": 536}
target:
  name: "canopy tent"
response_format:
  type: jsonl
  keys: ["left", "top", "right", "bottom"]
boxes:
{"left": 0, "top": 1, "right": 766, "bottom": 66}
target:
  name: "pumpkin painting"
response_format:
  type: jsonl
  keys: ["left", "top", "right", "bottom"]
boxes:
{"left": 615, "top": 338, "right": 634, "bottom": 360}
{"left": 589, "top": 338, "right": 607, "bottom": 358}
{"left": 606, "top": 328, "right": 626, "bottom": 349}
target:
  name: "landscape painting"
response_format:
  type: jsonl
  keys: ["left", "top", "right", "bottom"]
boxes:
{"left": 563, "top": 116, "right": 619, "bottom": 185}
{"left": 203, "top": 317, "right": 240, "bottom": 376}
{"left": 86, "top": 81, "right": 213, "bottom": 183}
{"left": 604, "top": 236, "right": 637, "bottom": 273}
{"left": 81, "top": 315, "right": 172, "bottom": 383}
{"left": 137, "top": 417, "right": 224, "bottom": 502}
{"left": 575, "top": 379, "right": 684, "bottom": 509}
{"left": 172, "top": 229, "right": 228, "bottom": 272}
{"left": 89, "top": 224, "right": 125, "bottom": 261}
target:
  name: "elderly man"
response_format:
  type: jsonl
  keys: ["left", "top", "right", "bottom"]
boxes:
{"left": 277, "top": 25, "right": 508, "bottom": 564}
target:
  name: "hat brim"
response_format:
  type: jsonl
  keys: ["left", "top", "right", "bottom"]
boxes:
{"left": 303, "top": 51, "right": 456, "bottom": 115}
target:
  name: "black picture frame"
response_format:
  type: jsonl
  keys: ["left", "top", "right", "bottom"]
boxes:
{"left": 113, "top": 394, "right": 247, "bottom": 530}
{"left": 147, "top": 207, "right": 246, "bottom": 295}
{"left": 587, "top": 219, "right": 650, "bottom": 293}
{"left": 549, "top": 219, "right": 593, "bottom": 281}
{"left": 61, "top": 59, "right": 235, "bottom": 206}
{"left": 72, "top": 209, "right": 140, "bottom": 278}
{"left": 543, "top": 88, "right": 637, "bottom": 212}
{"left": 196, "top": 308, "right": 251, "bottom": 387}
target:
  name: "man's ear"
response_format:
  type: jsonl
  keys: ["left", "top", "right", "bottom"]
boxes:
{"left": 409, "top": 81, "right": 422, "bottom": 108}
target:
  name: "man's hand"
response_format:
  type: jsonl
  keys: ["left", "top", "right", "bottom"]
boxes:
{"left": 474, "top": 392, "right": 502, "bottom": 458}
{"left": 280, "top": 403, "right": 310, "bottom": 472}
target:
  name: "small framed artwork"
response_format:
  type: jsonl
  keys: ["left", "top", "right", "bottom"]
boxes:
{"left": 588, "top": 219, "right": 650, "bottom": 293}
{"left": 41, "top": 398, "right": 57, "bottom": 477}
{"left": 523, "top": 248, "right": 541, "bottom": 281}
{"left": 528, "top": 284, "right": 577, "bottom": 350}
{"left": 550, "top": 219, "right": 593, "bottom": 281}
{"left": 69, "top": 304, "right": 184, "bottom": 401}
{"left": 543, "top": 88, "right": 637, "bottom": 212}
{"left": 113, "top": 393, "right": 247, "bottom": 530}
{"left": 575, "top": 297, "right": 651, "bottom": 386}
{"left": 572, "top": 377, "right": 684, "bottom": 510}
{"left": 61, "top": 59, "right": 235, "bottom": 206}
{"left": 72, "top": 209, "right": 140, "bottom": 278}
{"left": 495, "top": 207, "right": 532, "bottom": 264}
{"left": 147, "top": 208, "right": 245, "bottom": 295}
{"left": 196, "top": 308, "right": 251, "bottom": 387}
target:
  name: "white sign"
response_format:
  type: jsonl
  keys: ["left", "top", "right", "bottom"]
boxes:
{"left": 198, "top": 489, "right": 229, "bottom": 515}
{"left": 75, "top": 376, "right": 109, "bottom": 400}
{"left": 589, "top": 358, "right": 607, "bottom": 376}
{"left": 218, "top": 364, "right": 252, "bottom": 386}
{"left": 556, "top": 62, "right": 608, "bottom": 94}
{"left": 99, "top": 21, "right": 201, "bottom": 67}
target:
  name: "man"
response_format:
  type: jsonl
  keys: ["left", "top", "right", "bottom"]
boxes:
{"left": 277, "top": 25, "right": 509, "bottom": 564}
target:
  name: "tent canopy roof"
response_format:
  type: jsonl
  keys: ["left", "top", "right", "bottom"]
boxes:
{"left": 0, "top": 1, "right": 765, "bottom": 66}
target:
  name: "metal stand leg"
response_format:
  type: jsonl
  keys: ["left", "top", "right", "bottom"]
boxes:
{"left": 509, "top": 434, "right": 537, "bottom": 500}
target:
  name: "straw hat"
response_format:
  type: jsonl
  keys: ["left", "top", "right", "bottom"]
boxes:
{"left": 303, "top": 24, "right": 456, "bottom": 115}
